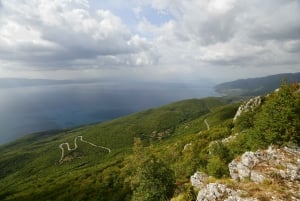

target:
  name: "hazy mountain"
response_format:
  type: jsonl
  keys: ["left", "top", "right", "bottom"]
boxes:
{"left": 215, "top": 72, "right": 300, "bottom": 96}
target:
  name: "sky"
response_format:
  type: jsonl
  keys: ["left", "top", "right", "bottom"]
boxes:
{"left": 0, "top": 0, "right": 300, "bottom": 83}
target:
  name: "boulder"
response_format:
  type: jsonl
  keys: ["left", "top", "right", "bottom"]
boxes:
{"left": 229, "top": 146, "right": 300, "bottom": 184}
{"left": 241, "top": 152, "right": 259, "bottom": 168}
{"left": 194, "top": 146, "right": 300, "bottom": 201}
{"left": 196, "top": 183, "right": 258, "bottom": 201}
{"left": 191, "top": 171, "right": 208, "bottom": 189}
{"left": 228, "top": 159, "right": 251, "bottom": 181}
{"left": 250, "top": 170, "right": 265, "bottom": 183}
{"left": 228, "top": 160, "right": 240, "bottom": 181}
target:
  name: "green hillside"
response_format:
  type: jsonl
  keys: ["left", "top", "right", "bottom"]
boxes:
{"left": 0, "top": 83, "right": 299, "bottom": 201}
{"left": 0, "top": 97, "right": 229, "bottom": 201}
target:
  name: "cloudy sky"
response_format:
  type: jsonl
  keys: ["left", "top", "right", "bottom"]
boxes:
{"left": 0, "top": 0, "right": 300, "bottom": 82}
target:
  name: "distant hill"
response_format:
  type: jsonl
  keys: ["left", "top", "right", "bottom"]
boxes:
{"left": 215, "top": 72, "right": 300, "bottom": 96}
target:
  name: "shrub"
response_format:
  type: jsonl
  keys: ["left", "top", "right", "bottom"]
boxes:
{"left": 206, "top": 156, "right": 228, "bottom": 178}
{"left": 129, "top": 138, "right": 176, "bottom": 201}
{"left": 253, "top": 82, "right": 300, "bottom": 146}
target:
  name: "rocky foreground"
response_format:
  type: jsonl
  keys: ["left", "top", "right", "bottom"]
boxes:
{"left": 191, "top": 146, "right": 300, "bottom": 201}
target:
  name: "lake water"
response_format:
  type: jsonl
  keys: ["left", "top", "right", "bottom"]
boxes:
{"left": 0, "top": 82, "right": 217, "bottom": 144}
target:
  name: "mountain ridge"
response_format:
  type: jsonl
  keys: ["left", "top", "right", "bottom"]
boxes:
{"left": 215, "top": 72, "right": 300, "bottom": 96}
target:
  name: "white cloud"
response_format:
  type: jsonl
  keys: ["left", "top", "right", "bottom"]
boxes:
{"left": 137, "top": 0, "right": 300, "bottom": 74}
{"left": 0, "top": 0, "right": 157, "bottom": 71}
{"left": 207, "top": 0, "right": 237, "bottom": 14}
{"left": 0, "top": 0, "right": 300, "bottom": 81}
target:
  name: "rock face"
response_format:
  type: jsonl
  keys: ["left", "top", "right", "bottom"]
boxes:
{"left": 195, "top": 146, "right": 300, "bottom": 201}
{"left": 229, "top": 146, "right": 300, "bottom": 183}
{"left": 228, "top": 146, "right": 300, "bottom": 200}
{"left": 191, "top": 171, "right": 208, "bottom": 189}
{"left": 233, "top": 96, "right": 262, "bottom": 122}
{"left": 196, "top": 183, "right": 258, "bottom": 201}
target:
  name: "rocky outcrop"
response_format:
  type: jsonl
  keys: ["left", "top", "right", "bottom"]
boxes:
{"left": 233, "top": 96, "right": 262, "bottom": 122}
{"left": 228, "top": 146, "right": 300, "bottom": 183}
{"left": 196, "top": 183, "right": 258, "bottom": 201}
{"left": 222, "top": 133, "right": 240, "bottom": 144}
{"left": 191, "top": 171, "right": 208, "bottom": 189}
{"left": 227, "top": 146, "right": 300, "bottom": 200}
{"left": 194, "top": 146, "right": 300, "bottom": 201}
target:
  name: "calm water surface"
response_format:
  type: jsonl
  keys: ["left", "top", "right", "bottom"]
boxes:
{"left": 0, "top": 82, "right": 216, "bottom": 144}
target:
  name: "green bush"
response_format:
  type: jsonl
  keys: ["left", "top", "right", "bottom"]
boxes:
{"left": 253, "top": 82, "right": 300, "bottom": 146}
{"left": 206, "top": 156, "right": 228, "bottom": 178}
{"left": 183, "top": 185, "right": 197, "bottom": 201}
{"left": 128, "top": 139, "right": 176, "bottom": 201}
{"left": 209, "top": 141, "right": 232, "bottom": 163}
{"left": 234, "top": 111, "right": 255, "bottom": 132}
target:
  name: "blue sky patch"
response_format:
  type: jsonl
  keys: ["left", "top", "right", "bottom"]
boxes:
{"left": 140, "top": 6, "right": 173, "bottom": 26}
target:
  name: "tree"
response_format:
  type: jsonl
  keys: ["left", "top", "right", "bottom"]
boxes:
{"left": 253, "top": 82, "right": 300, "bottom": 146}
{"left": 209, "top": 141, "right": 230, "bottom": 161}
{"left": 206, "top": 156, "right": 228, "bottom": 178}
{"left": 128, "top": 138, "right": 176, "bottom": 201}
{"left": 234, "top": 111, "right": 256, "bottom": 132}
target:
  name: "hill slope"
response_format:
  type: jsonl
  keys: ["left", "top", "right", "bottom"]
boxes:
{"left": 215, "top": 72, "right": 300, "bottom": 96}
{"left": 0, "top": 97, "right": 230, "bottom": 201}
{"left": 1, "top": 82, "right": 299, "bottom": 201}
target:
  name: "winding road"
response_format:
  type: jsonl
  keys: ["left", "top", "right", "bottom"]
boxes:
{"left": 204, "top": 119, "right": 210, "bottom": 131}
{"left": 59, "top": 136, "right": 111, "bottom": 162}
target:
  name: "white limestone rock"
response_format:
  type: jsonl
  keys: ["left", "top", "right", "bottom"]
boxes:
{"left": 228, "top": 158, "right": 251, "bottom": 181}
{"left": 250, "top": 170, "right": 265, "bottom": 183}
{"left": 196, "top": 183, "right": 258, "bottom": 201}
{"left": 229, "top": 146, "right": 300, "bottom": 184}
{"left": 191, "top": 171, "right": 208, "bottom": 189}
{"left": 233, "top": 96, "right": 262, "bottom": 122}
{"left": 241, "top": 152, "right": 259, "bottom": 169}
